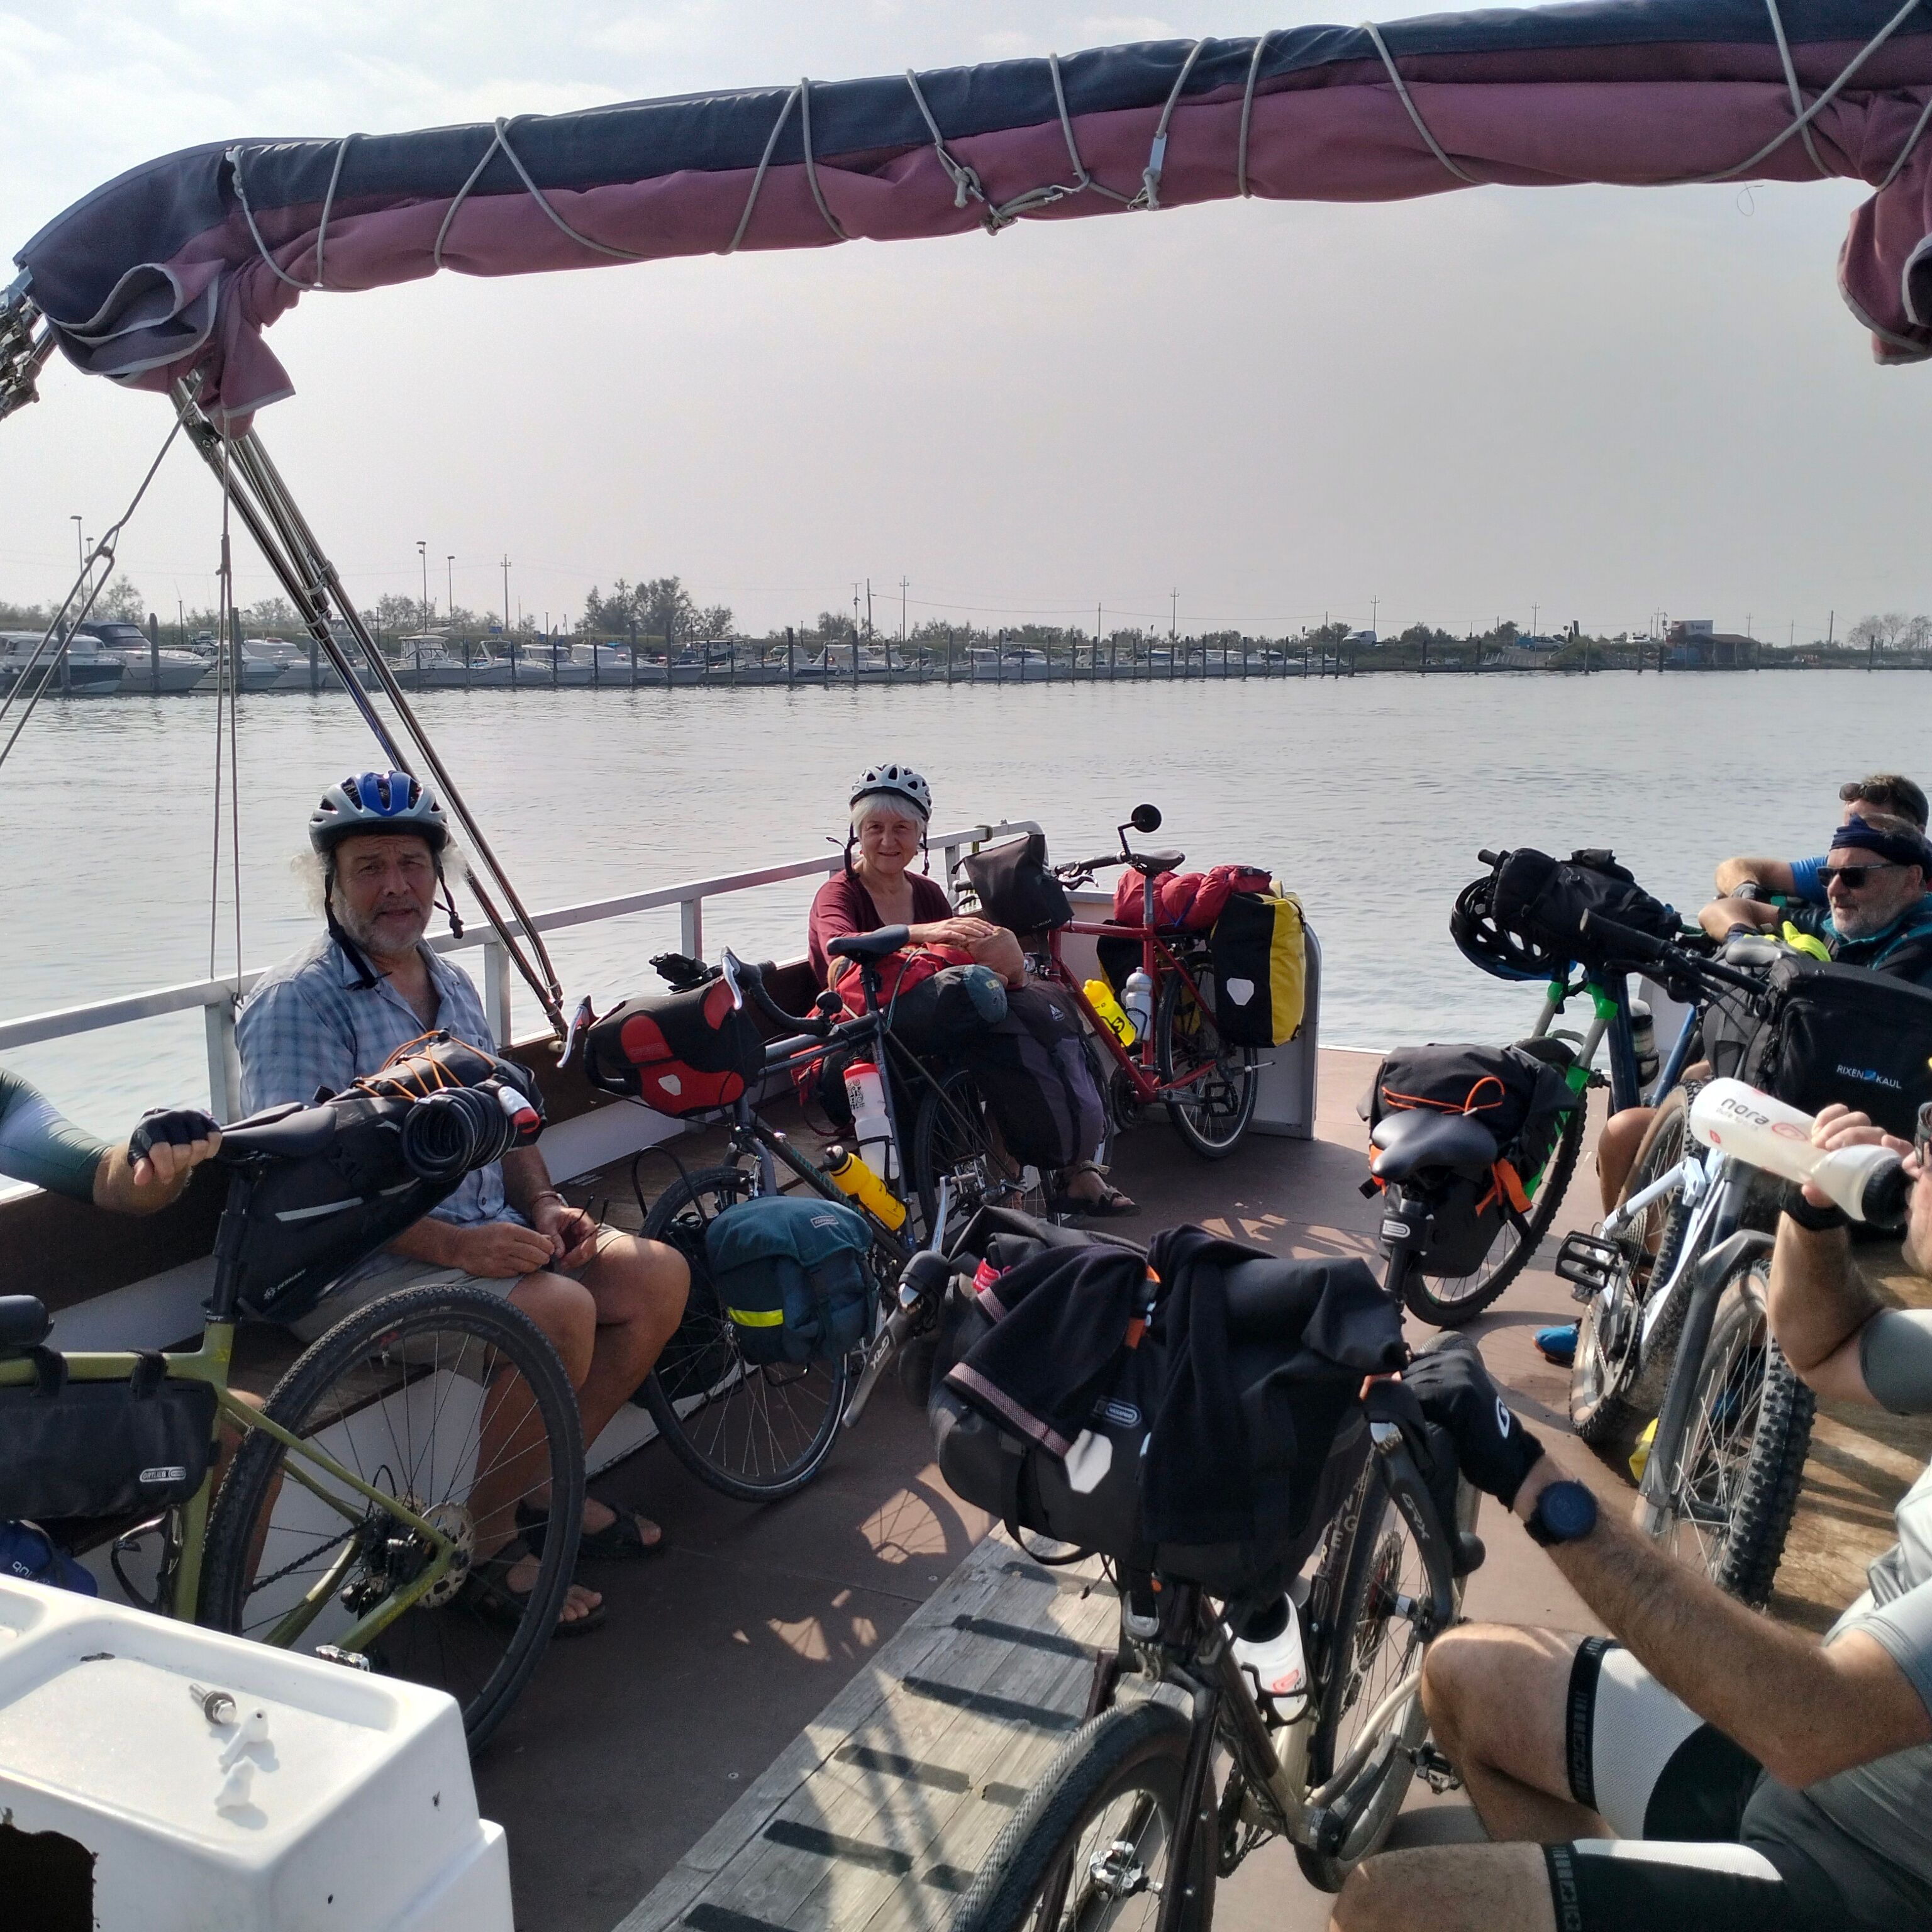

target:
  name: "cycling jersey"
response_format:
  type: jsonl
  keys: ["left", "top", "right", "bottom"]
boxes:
{"left": 0, "top": 1067, "right": 107, "bottom": 1202}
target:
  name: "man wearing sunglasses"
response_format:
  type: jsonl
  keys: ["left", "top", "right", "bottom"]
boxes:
{"left": 1335, "top": 1102, "right": 1932, "bottom": 1932}
{"left": 1716, "top": 772, "right": 1928, "bottom": 909}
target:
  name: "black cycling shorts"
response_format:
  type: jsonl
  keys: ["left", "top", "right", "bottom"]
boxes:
{"left": 1544, "top": 1638, "right": 1850, "bottom": 1932}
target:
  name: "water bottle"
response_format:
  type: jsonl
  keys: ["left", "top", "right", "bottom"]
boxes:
{"left": 1688, "top": 1079, "right": 1913, "bottom": 1226}
{"left": 1628, "top": 998, "right": 1659, "bottom": 1087}
{"left": 1121, "top": 968, "right": 1155, "bottom": 1042}
{"left": 824, "top": 1145, "right": 908, "bottom": 1232}
{"left": 843, "top": 1059, "right": 897, "bottom": 1181}
{"left": 1083, "top": 977, "right": 1136, "bottom": 1047}
{"left": 1231, "top": 1589, "right": 1307, "bottom": 1720}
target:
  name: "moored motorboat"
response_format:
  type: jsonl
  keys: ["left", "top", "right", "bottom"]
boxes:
{"left": 0, "top": 628, "right": 124, "bottom": 694}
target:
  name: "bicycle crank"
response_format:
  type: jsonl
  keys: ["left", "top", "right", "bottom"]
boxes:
{"left": 1087, "top": 1837, "right": 1154, "bottom": 1901}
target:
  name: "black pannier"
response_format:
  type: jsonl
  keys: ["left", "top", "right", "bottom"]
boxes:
{"left": 0, "top": 1352, "right": 216, "bottom": 1522}
{"left": 960, "top": 831, "right": 1074, "bottom": 936}
{"left": 230, "top": 1033, "right": 546, "bottom": 1324}
{"left": 584, "top": 977, "right": 768, "bottom": 1117}
{"left": 960, "top": 984, "right": 1104, "bottom": 1170}
{"left": 1365, "top": 1043, "right": 1577, "bottom": 1278}
{"left": 930, "top": 1223, "right": 1399, "bottom": 1600}
{"left": 1489, "top": 847, "right": 1679, "bottom": 969}
{"left": 1719, "top": 954, "right": 1932, "bottom": 1138}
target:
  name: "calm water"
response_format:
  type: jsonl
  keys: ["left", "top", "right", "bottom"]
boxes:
{"left": 2, "top": 669, "right": 1915, "bottom": 1140}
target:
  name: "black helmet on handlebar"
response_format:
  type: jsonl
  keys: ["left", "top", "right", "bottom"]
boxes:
{"left": 1450, "top": 869, "right": 1570, "bottom": 982}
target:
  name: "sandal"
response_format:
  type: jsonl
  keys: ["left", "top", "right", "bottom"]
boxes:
{"left": 462, "top": 1546, "right": 606, "bottom": 1637}
{"left": 1049, "top": 1162, "right": 1139, "bottom": 1219}
{"left": 517, "top": 1500, "right": 667, "bottom": 1560}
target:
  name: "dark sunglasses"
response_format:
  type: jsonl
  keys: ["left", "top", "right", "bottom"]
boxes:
{"left": 1825, "top": 862, "right": 1909, "bottom": 889}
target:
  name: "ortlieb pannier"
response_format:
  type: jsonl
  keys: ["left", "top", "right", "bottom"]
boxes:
{"left": 1718, "top": 954, "right": 1932, "bottom": 1138}
{"left": 1211, "top": 891, "right": 1306, "bottom": 1047}
{"left": 960, "top": 984, "right": 1104, "bottom": 1170}
{"left": 704, "top": 1195, "right": 874, "bottom": 1366}
{"left": 0, "top": 1351, "right": 216, "bottom": 1523}
{"left": 584, "top": 977, "right": 767, "bottom": 1117}
{"left": 1489, "top": 847, "right": 1679, "bottom": 969}
{"left": 1365, "top": 1043, "right": 1576, "bottom": 1278}
{"left": 960, "top": 832, "right": 1074, "bottom": 935}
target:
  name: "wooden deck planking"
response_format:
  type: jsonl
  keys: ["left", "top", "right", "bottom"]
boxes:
{"left": 618, "top": 1533, "right": 1119, "bottom": 1932}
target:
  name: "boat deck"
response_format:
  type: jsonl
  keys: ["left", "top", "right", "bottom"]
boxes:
{"left": 474, "top": 1047, "right": 1929, "bottom": 1932}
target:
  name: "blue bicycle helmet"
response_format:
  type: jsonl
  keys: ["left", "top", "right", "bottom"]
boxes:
{"left": 309, "top": 770, "right": 448, "bottom": 855}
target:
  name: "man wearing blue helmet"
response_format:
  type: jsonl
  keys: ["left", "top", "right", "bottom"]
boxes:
{"left": 237, "top": 770, "right": 689, "bottom": 1634}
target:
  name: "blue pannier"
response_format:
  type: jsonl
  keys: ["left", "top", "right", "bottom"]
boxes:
{"left": 704, "top": 1196, "right": 874, "bottom": 1367}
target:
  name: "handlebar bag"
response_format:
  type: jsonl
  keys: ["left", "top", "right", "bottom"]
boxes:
{"left": 1211, "top": 890, "right": 1306, "bottom": 1046}
{"left": 960, "top": 832, "right": 1073, "bottom": 935}
{"left": 0, "top": 1350, "right": 216, "bottom": 1523}
{"left": 1366, "top": 1043, "right": 1577, "bottom": 1279}
{"left": 1735, "top": 955, "right": 1932, "bottom": 1137}
{"left": 704, "top": 1195, "right": 873, "bottom": 1367}
{"left": 1489, "top": 847, "right": 1679, "bottom": 969}
{"left": 584, "top": 979, "right": 766, "bottom": 1116}
{"left": 960, "top": 984, "right": 1105, "bottom": 1170}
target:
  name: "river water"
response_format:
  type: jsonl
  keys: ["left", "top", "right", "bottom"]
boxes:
{"left": 3, "top": 669, "right": 1918, "bottom": 1140}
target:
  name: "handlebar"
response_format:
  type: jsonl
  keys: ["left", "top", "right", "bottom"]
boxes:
{"left": 1577, "top": 911, "right": 1767, "bottom": 999}
{"left": 1477, "top": 848, "right": 1505, "bottom": 868}
{"left": 721, "top": 947, "right": 839, "bottom": 1038}
{"left": 1057, "top": 853, "right": 1124, "bottom": 879}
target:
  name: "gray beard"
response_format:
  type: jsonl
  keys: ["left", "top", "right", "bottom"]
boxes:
{"left": 333, "top": 897, "right": 429, "bottom": 960}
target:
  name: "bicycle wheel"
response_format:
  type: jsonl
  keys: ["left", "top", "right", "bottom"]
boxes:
{"left": 638, "top": 1165, "right": 852, "bottom": 1502}
{"left": 1401, "top": 1099, "right": 1589, "bottom": 1327}
{"left": 1154, "top": 958, "right": 1258, "bottom": 1159}
{"left": 203, "top": 1284, "right": 583, "bottom": 1752}
{"left": 1295, "top": 1461, "right": 1444, "bottom": 1892}
{"left": 909, "top": 1065, "right": 1049, "bottom": 1236}
{"left": 1657, "top": 1258, "right": 1814, "bottom": 1607}
{"left": 1571, "top": 1086, "right": 1694, "bottom": 1443}
{"left": 952, "top": 1699, "right": 1214, "bottom": 1932}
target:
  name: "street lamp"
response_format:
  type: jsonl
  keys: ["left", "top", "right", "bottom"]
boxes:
{"left": 446, "top": 554, "right": 455, "bottom": 620}
{"left": 416, "top": 540, "right": 428, "bottom": 628}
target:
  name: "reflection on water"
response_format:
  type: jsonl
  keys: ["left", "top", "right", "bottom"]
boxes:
{"left": 0, "top": 671, "right": 1913, "bottom": 1136}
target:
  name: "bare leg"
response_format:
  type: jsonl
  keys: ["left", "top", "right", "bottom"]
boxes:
{"left": 1333, "top": 1844, "right": 1557, "bottom": 1932}
{"left": 1421, "top": 1623, "right": 1606, "bottom": 1842}
{"left": 1596, "top": 1106, "right": 1654, "bottom": 1214}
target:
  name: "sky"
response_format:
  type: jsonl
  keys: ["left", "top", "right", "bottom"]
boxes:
{"left": 1, "top": 0, "right": 1927, "bottom": 643}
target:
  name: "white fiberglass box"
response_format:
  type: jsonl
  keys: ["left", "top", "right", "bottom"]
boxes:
{"left": 0, "top": 1575, "right": 511, "bottom": 1932}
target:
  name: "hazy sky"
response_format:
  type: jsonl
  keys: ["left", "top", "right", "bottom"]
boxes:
{"left": 3, "top": 1, "right": 1926, "bottom": 642}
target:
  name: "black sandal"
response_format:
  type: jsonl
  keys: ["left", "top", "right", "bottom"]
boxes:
{"left": 1049, "top": 1162, "right": 1140, "bottom": 1219}
{"left": 517, "top": 1501, "right": 667, "bottom": 1560}
{"left": 463, "top": 1547, "right": 606, "bottom": 1636}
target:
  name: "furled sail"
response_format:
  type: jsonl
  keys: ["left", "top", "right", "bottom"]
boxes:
{"left": 14, "top": 0, "right": 1932, "bottom": 424}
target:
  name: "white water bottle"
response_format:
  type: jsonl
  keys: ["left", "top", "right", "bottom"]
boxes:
{"left": 844, "top": 1059, "right": 897, "bottom": 1181}
{"left": 1231, "top": 1590, "right": 1307, "bottom": 1721}
{"left": 1689, "top": 1079, "right": 1912, "bottom": 1226}
{"left": 1121, "top": 968, "right": 1155, "bottom": 1041}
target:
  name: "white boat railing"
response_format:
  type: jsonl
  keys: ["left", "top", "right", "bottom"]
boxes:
{"left": 0, "top": 820, "right": 1045, "bottom": 1119}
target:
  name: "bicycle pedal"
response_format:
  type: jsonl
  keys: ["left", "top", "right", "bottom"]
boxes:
{"left": 1411, "top": 1743, "right": 1463, "bottom": 1794}
{"left": 1554, "top": 1231, "right": 1623, "bottom": 1302}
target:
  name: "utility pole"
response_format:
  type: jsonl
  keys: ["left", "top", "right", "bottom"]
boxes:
{"left": 899, "top": 575, "right": 909, "bottom": 643}
{"left": 417, "top": 540, "right": 429, "bottom": 628}
{"left": 1531, "top": 601, "right": 1540, "bottom": 640}
{"left": 1170, "top": 589, "right": 1178, "bottom": 640}
{"left": 445, "top": 553, "right": 454, "bottom": 620}
{"left": 1370, "top": 594, "right": 1379, "bottom": 639}
{"left": 865, "top": 578, "right": 874, "bottom": 643}
{"left": 852, "top": 582, "right": 861, "bottom": 640}
{"left": 501, "top": 555, "right": 512, "bottom": 633}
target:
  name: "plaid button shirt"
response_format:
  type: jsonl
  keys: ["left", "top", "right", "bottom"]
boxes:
{"left": 236, "top": 933, "right": 522, "bottom": 1247}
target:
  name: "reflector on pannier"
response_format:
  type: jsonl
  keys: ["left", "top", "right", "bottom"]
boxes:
{"left": 584, "top": 978, "right": 767, "bottom": 1117}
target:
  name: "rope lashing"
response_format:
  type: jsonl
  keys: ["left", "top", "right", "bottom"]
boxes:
{"left": 433, "top": 128, "right": 507, "bottom": 272}
{"left": 489, "top": 117, "right": 652, "bottom": 260}
{"left": 722, "top": 84, "right": 801, "bottom": 253}
{"left": 1131, "top": 39, "right": 1206, "bottom": 209}
{"left": 798, "top": 80, "right": 851, "bottom": 240}
{"left": 230, "top": 147, "right": 313, "bottom": 291}
{"left": 1762, "top": 0, "right": 1831, "bottom": 178}
{"left": 311, "top": 134, "right": 358, "bottom": 286}
{"left": 904, "top": 68, "right": 989, "bottom": 214}
{"left": 1360, "top": 23, "right": 1481, "bottom": 185}
{"left": 1237, "top": 31, "right": 1277, "bottom": 197}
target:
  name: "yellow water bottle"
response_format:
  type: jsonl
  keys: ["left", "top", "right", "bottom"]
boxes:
{"left": 824, "top": 1144, "right": 908, "bottom": 1232}
{"left": 1084, "top": 977, "right": 1136, "bottom": 1047}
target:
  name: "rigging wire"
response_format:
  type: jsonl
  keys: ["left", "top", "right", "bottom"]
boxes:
{"left": 208, "top": 435, "right": 243, "bottom": 985}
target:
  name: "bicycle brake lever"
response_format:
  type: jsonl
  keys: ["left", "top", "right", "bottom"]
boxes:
{"left": 719, "top": 948, "right": 745, "bottom": 1011}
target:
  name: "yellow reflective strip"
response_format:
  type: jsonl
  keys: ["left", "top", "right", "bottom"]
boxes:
{"left": 726, "top": 1306, "right": 786, "bottom": 1327}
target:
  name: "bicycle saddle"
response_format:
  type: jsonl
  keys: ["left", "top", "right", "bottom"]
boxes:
{"left": 0, "top": 1295, "right": 50, "bottom": 1353}
{"left": 1126, "top": 849, "right": 1185, "bottom": 876}
{"left": 1370, "top": 1111, "right": 1499, "bottom": 1182}
{"left": 217, "top": 1102, "right": 340, "bottom": 1163}
{"left": 827, "top": 925, "right": 911, "bottom": 961}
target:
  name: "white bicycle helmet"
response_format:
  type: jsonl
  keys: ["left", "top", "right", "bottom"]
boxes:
{"left": 309, "top": 769, "right": 449, "bottom": 854}
{"left": 850, "top": 762, "right": 931, "bottom": 822}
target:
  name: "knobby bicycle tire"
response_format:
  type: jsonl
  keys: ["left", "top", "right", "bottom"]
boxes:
{"left": 1153, "top": 960, "right": 1258, "bottom": 1160}
{"left": 639, "top": 1165, "right": 852, "bottom": 1503}
{"left": 1401, "top": 1098, "right": 1589, "bottom": 1328}
{"left": 950, "top": 1698, "right": 1213, "bottom": 1932}
{"left": 910, "top": 1064, "right": 1048, "bottom": 1237}
{"left": 1296, "top": 1460, "right": 1443, "bottom": 1892}
{"left": 1571, "top": 1084, "right": 1697, "bottom": 1443}
{"left": 203, "top": 1284, "right": 584, "bottom": 1752}
{"left": 1660, "top": 1260, "right": 1814, "bottom": 1609}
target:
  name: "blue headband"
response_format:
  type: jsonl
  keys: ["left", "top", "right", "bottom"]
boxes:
{"left": 1831, "top": 821, "right": 1930, "bottom": 870}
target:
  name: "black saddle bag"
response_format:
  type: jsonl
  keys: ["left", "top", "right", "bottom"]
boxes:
{"left": 0, "top": 1351, "right": 216, "bottom": 1523}
{"left": 960, "top": 832, "right": 1074, "bottom": 936}
{"left": 1489, "top": 847, "right": 1678, "bottom": 968}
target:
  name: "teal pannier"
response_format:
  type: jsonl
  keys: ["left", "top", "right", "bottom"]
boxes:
{"left": 704, "top": 1195, "right": 874, "bottom": 1367}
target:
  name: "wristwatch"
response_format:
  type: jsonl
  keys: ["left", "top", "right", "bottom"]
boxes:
{"left": 1524, "top": 1479, "right": 1599, "bottom": 1547}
